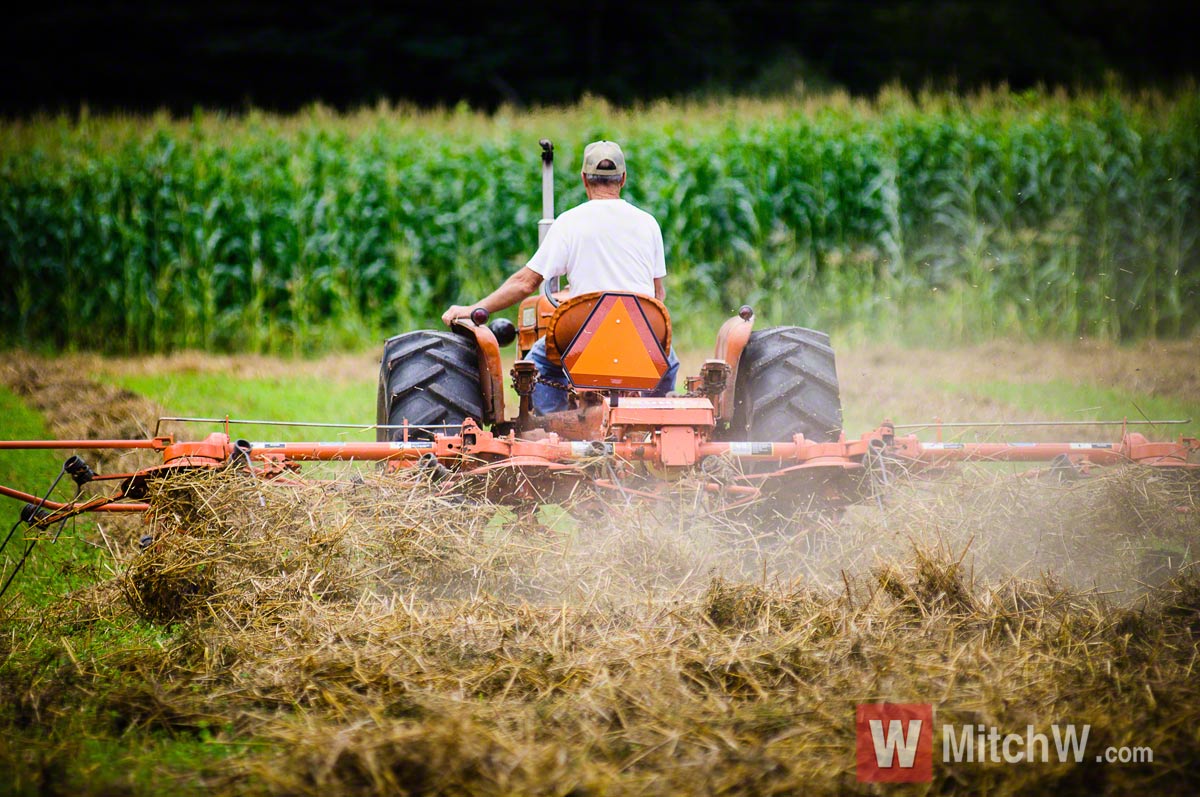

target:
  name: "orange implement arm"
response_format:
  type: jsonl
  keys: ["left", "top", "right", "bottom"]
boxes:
{"left": 0, "top": 484, "right": 149, "bottom": 512}
{"left": 0, "top": 438, "right": 170, "bottom": 450}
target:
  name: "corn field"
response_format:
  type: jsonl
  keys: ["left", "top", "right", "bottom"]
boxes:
{"left": 1, "top": 88, "right": 1197, "bottom": 353}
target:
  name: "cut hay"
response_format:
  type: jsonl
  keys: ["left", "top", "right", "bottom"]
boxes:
{"left": 0, "top": 353, "right": 177, "bottom": 475}
{"left": 60, "top": 463, "right": 1192, "bottom": 795}
{"left": 2, "top": 351, "right": 1198, "bottom": 793}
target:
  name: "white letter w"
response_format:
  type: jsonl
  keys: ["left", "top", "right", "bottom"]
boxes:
{"left": 869, "top": 719, "right": 923, "bottom": 768}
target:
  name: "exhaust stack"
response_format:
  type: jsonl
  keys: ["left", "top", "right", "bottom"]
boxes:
{"left": 538, "top": 139, "right": 554, "bottom": 244}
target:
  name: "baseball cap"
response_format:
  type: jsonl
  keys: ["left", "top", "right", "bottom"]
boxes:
{"left": 582, "top": 140, "right": 626, "bottom": 176}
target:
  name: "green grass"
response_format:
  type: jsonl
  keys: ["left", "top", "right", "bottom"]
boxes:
{"left": 840, "top": 380, "right": 1200, "bottom": 444}
{"left": 98, "top": 371, "right": 378, "bottom": 443}
{"left": 0, "top": 387, "right": 110, "bottom": 607}
{"left": 960, "top": 379, "right": 1200, "bottom": 438}
{"left": 2, "top": 670, "right": 250, "bottom": 796}
{"left": 0, "top": 385, "right": 247, "bottom": 794}
{"left": 0, "top": 387, "right": 62, "bottom": 488}
{"left": 94, "top": 356, "right": 1200, "bottom": 449}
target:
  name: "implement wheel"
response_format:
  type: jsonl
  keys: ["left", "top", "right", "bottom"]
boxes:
{"left": 728, "top": 327, "right": 842, "bottom": 443}
{"left": 376, "top": 331, "right": 483, "bottom": 441}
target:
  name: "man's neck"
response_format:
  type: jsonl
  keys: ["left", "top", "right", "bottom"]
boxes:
{"left": 585, "top": 188, "right": 622, "bottom": 201}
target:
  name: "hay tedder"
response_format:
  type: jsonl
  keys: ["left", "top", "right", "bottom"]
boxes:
{"left": 1, "top": 140, "right": 1198, "bottom": 591}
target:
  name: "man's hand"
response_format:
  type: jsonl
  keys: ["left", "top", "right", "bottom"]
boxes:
{"left": 441, "top": 305, "right": 475, "bottom": 327}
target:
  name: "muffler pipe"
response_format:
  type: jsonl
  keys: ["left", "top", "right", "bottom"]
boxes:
{"left": 538, "top": 139, "right": 554, "bottom": 244}
{"left": 538, "top": 139, "right": 561, "bottom": 298}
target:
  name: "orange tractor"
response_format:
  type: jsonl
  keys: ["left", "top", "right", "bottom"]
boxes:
{"left": 1, "top": 139, "right": 1198, "bottom": 594}
{"left": 373, "top": 139, "right": 846, "bottom": 508}
{"left": 370, "top": 139, "right": 1195, "bottom": 508}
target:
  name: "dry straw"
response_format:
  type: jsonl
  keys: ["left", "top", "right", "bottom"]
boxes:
{"left": 2, "top": 352, "right": 1198, "bottom": 793}
{"left": 83, "top": 461, "right": 1197, "bottom": 795}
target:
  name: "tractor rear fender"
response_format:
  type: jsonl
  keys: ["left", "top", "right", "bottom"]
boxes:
{"left": 712, "top": 310, "right": 755, "bottom": 422}
{"left": 452, "top": 318, "right": 505, "bottom": 425}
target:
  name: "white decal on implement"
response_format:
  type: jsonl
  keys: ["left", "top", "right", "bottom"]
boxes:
{"left": 730, "top": 442, "right": 775, "bottom": 456}
{"left": 570, "top": 442, "right": 612, "bottom": 456}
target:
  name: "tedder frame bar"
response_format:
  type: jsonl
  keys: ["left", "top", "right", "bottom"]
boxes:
{"left": 0, "top": 409, "right": 1196, "bottom": 525}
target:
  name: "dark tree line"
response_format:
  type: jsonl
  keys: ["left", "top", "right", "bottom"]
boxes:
{"left": 3, "top": 0, "right": 1195, "bottom": 115}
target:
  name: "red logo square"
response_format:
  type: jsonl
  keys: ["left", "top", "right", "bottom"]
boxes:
{"left": 856, "top": 703, "right": 933, "bottom": 782}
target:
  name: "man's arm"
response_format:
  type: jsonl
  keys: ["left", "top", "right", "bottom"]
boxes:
{"left": 653, "top": 277, "right": 665, "bottom": 302}
{"left": 441, "top": 267, "right": 543, "bottom": 326}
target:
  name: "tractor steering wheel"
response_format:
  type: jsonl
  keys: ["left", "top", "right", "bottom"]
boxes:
{"left": 543, "top": 275, "right": 562, "bottom": 308}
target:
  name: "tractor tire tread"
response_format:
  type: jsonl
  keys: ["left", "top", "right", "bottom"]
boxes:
{"left": 728, "top": 326, "right": 842, "bottom": 443}
{"left": 376, "top": 330, "right": 484, "bottom": 442}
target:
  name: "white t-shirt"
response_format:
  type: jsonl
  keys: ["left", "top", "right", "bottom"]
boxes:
{"left": 525, "top": 199, "right": 666, "bottom": 297}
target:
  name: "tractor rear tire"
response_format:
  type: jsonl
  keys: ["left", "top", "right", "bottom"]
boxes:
{"left": 728, "top": 327, "right": 842, "bottom": 443}
{"left": 376, "top": 331, "right": 483, "bottom": 442}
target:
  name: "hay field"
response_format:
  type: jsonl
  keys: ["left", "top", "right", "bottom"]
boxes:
{"left": 0, "top": 341, "right": 1198, "bottom": 795}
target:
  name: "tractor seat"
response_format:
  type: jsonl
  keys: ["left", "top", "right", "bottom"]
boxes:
{"left": 544, "top": 292, "right": 672, "bottom": 390}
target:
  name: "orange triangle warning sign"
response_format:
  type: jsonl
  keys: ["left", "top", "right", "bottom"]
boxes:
{"left": 562, "top": 295, "right": 669, "bottom": 390}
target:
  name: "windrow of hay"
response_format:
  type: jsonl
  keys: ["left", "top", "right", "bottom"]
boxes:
{"left": 824, "top": 463, "right": 1199, "bottom": 596}
{"left": 0, "top": 352, "right": 176, "bottom": 474}
{"left": 36, "top": 463, "right": 1184, "bottom": 795}
{"left": 1, "top": 351, "right": 1198, "bottom": 794}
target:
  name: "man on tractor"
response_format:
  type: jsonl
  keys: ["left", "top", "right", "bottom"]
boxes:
{"left": 441, "top": 140, "right": 680, "bottom": 414}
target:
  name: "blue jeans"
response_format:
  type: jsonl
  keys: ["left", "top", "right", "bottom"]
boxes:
{"left": 526, "top": 337, "right": 681, "bottom": 415}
